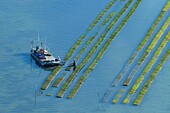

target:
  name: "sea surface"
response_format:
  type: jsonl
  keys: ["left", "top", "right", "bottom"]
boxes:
{"left": 0, "top": 0, "right": 170, "bottom": 113}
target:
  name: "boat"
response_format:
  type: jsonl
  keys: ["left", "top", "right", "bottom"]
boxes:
{"left": 30, "top": 38, "right": 61, "bottom": 68}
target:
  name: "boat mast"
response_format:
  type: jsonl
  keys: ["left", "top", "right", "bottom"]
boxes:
{"left": 38, "top": 33, "right": 40, "bottom": 42}
{"left": 41, "top": 42, "right": 43, "bottom": 49}
{"left": 31, "top": 40, "right": 34, "bottom": 49}
{"left": 37, "top": 33, "right": 40, "bottom": 47}
{"left": 45, "top": 37, "right": 47, "bottom": 50}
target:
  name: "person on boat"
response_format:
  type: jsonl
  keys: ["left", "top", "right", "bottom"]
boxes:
{"left": 58, "top": 56, "right": 60, "bottom": 61}
{"left": 73, "top": 60, "right": 77, "bottom": 71}
{"left": 55, "top": 56, "right": 61, "bottom": 61}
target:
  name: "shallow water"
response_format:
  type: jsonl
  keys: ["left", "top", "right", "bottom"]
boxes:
{"left": 0, "top": 0, "right": 170, "bottom": 113}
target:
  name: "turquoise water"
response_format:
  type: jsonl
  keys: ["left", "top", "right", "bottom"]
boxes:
{"left": 0, "top": 0, "right": 170, "bottom": 113}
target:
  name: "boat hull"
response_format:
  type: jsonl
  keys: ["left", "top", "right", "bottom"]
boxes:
{"left": 30, "top": 53, "right": 60, "bottom": 68}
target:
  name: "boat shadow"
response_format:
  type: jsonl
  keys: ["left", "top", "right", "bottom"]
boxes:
{"left": 13, "top": 52, "right": 56, "bottom": 71}
{"left": 13, "top": 52, "right": 31, "bottom": 64}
